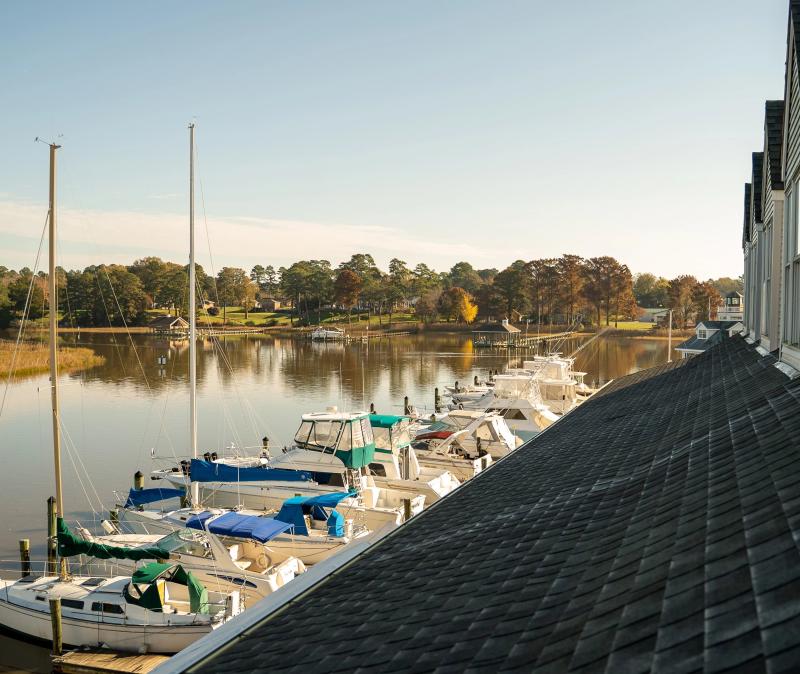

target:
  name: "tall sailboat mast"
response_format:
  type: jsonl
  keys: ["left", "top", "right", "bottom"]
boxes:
{"left": 47, "top": 141, "right": 67, "bottom": 578}
{"left": 189, "top": 123, "right": 199, "bottom": 506}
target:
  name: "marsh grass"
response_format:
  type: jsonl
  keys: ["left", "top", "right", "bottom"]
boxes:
{"left": 0, "top": 340, "right": 105, "bottom": 378}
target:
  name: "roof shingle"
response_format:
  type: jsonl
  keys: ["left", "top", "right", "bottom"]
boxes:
{"left": 187, "top": 337, "right": 800, "bottom": 674}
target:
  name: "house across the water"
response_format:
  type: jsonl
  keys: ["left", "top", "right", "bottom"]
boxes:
{"left": 675, "top": 320, "right": 744, "bottom": 359}
{"left": 717, "top": 291, "right": 744, "bottom": 322}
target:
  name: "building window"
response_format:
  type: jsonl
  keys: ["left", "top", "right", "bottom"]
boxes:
{"left": 698, "top": 329, "right": 707, "bottom": 340}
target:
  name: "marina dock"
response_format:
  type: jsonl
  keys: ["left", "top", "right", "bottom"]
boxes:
{"left": 53, "top": 650, "right": 169, "bottom": 674}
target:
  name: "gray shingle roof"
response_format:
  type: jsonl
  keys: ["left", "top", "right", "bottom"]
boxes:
{"left": 765, "top": 100, "right": 785, "bottom": 191}
{"left": 186, "top": 337, "right": 800, "bottom": 673}
{"left": 751, "top": 151, "right": 764, "bottom": 224}
{"left": 148, "top": 315, "right": 189, "bottom": 329}
{"left": 676, "top": 329, "right": 723, "bottom": 353}
{"left": 743, "top": 182, "right": 752, "bottom": 248}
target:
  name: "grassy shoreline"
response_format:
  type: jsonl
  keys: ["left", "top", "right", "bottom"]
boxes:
{"left": 0, "top": 340, "right": 106, "bottom": 378}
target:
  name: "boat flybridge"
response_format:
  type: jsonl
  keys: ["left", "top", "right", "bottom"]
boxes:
{"left": 153, "top": 409, "right": 425, "bottom": 530}
{"left": 367, "top": 415, "right": 460, "bottom": 503}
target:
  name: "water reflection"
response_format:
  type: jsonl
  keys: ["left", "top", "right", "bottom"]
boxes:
{"left": 0, "top": 331, "right": 675, "bottom": 672}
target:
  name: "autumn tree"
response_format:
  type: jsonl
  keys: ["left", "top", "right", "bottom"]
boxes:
{"left": 415, "top": 288, "right": 441, "bottom": 322}
{"left": 668, "top": 275, "right": 699, "bottom": 328}
{"left": 216, "top": 267, "right": 248, "bottom": 322}
{"left": 492, "top": 261, "right": 529, "bottom": 318}
{"left": 334, "top": 269, "right": 362, "bottom": 323}
{"left": 582, "top": 257, "right": 619, "bottom": 326}
{"left": 692, "top": 281, "right": 722, "bottom": 322}
{"left": 556, "top": 254, "right": 585, "bottom": 324}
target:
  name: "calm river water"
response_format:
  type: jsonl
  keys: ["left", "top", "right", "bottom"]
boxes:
{"left": 0, "top": 331, "right": 676, "bottom": 672}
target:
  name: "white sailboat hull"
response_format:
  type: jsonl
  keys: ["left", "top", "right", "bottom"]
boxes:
{"left": 0, "top": 581, "right": 214, "bottom": 654}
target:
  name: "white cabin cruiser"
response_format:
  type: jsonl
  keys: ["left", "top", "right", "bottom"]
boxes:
{"left": 367, "top": 415, "right": 460, "bottom": 503}
{"left": 311, "top": 326, "right": 346, "bottom": 341}
{"left": 414, "top": 409, "right": 522, "bottom": 460}
{"left": 153, "top": 411, "right": 425, "bottom": 530}
{"left": 449, "top": 375, "right": 559, "bottom": 441}
{"left": 0, "top": 559, "right": 240, "bottom": 653}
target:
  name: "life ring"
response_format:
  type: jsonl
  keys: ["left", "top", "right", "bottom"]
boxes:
{"left": 257, "top": 552, "right": 271, "bottom": 569}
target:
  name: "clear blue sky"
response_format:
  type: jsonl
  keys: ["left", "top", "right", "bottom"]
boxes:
{"left": 0, "top": 0, "right": 788, "bottom": 279}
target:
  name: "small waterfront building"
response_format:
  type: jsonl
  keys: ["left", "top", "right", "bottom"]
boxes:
{"left": 717, "top": 291, "right": 744, "bottom": 322}
{"left": 675, "top": 319, "right": 744, "bottom": 359}
{"left": 258, "top": 298, "right": 282, "bottom": 311}
{"left": 148, "top": 315, "right": 189, "bottom": 335}
{"left": 637, "top": 307, "right": 668, "bottom": 324}
{"left": 472, "top": 319, "right": 521, "bottom": 347}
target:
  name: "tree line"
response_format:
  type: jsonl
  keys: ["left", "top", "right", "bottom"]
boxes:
{"left": 0, "top": 256, "right": 742, "bottom": 329}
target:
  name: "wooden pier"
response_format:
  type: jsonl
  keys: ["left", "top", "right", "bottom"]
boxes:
{"left": 53, "top": 650, "right": 169, "bottom": 674}
{"left": 349, "top": 330, "right": 413, "bottom": 342}
{"left": 473, "top": 330, "right": 576, "bottom": 349}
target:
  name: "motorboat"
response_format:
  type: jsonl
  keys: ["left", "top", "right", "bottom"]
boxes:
{"left": 152, "top": 410, "right": 425, "bottom": 530}
{"left": 311, "top": 326, "right": 346, "bottom": 341}
{"left": 366, "top": 415, "right": 460, "bottom": 503}
{"left": 414, "top": 409, "right": 522, "bottom": 460}
{"left": 0, "top": 561, "right": 240, "bottom": 653}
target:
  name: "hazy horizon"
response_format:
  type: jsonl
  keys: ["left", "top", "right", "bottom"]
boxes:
{"left": 1, "top": 1, "right": 787, "bottom": 278}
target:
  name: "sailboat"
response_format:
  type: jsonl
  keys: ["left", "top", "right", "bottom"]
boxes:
{"left": 0, "top": 132, "right": 244, "bottom": 654}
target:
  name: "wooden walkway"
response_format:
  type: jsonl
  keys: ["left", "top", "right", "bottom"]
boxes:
{"left": 53, "top": 650, "right": 169, "bottom": 673}
{"left": 474, "top": 330, "right": 577, "bottom": 348}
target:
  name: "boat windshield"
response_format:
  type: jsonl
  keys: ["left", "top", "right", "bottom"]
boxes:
{"left": 295, "top": 420, "right": 343, "bottom": 452}
{"left": 156, "top": 530, "right": 212, "bottom": 559}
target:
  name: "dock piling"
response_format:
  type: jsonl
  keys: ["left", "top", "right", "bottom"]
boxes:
{"left": 369, "top": 402, "right": 375, "bottom": 414}
{"left": 434, "top": 388, "right": 441, "bottom": 413}
{"left": 19, "top": 539, "right": 30, "bottom": 577}
{"left": 133, "top": 471, "right": 144, "bottom": 491}
{"left": 402, "top": 499, "right": 412, "bottom": 522}
{"left": 403, "top": 396, "right": 410, "bottom": 416}
{"left": 49, "top": 597, "right": 62, "bottom": 655}
{"left": 47, "top": 496, "right": 57, "bottom": 575}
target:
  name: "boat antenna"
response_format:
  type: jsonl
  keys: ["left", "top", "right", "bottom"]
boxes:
{"left": 46, "top": 140, "right": 68, "bottom": 579}
{"left": 189, "top": 123, "right": 199, "bottom": 506}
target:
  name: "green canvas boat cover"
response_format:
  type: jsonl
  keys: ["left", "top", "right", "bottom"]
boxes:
{"left": 57, "top": 517, "right": 171, "bottom": 562}
{"left": 125, "top": 562, "right": 209, "bottom": 614}
{"left": 368, "top": 414, "right": 409, "bottom": 428}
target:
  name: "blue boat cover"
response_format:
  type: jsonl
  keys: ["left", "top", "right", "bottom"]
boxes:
{"left": 186, "top": 511, "right": 292, "bottom": 543}
{"left": 190, "top": 459, "right": 312, "bottom": 483}
{"left": 274, "top": 492, "right": 352, "bottom": 537}
{"left": 124, "top": 487, "right": 185, "bottom": 508}
{"left": 327, "top": 510, "right": 345, "bottom": 537}
{"left": 185, "top": 511, "right": 215, "bottom": 530}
